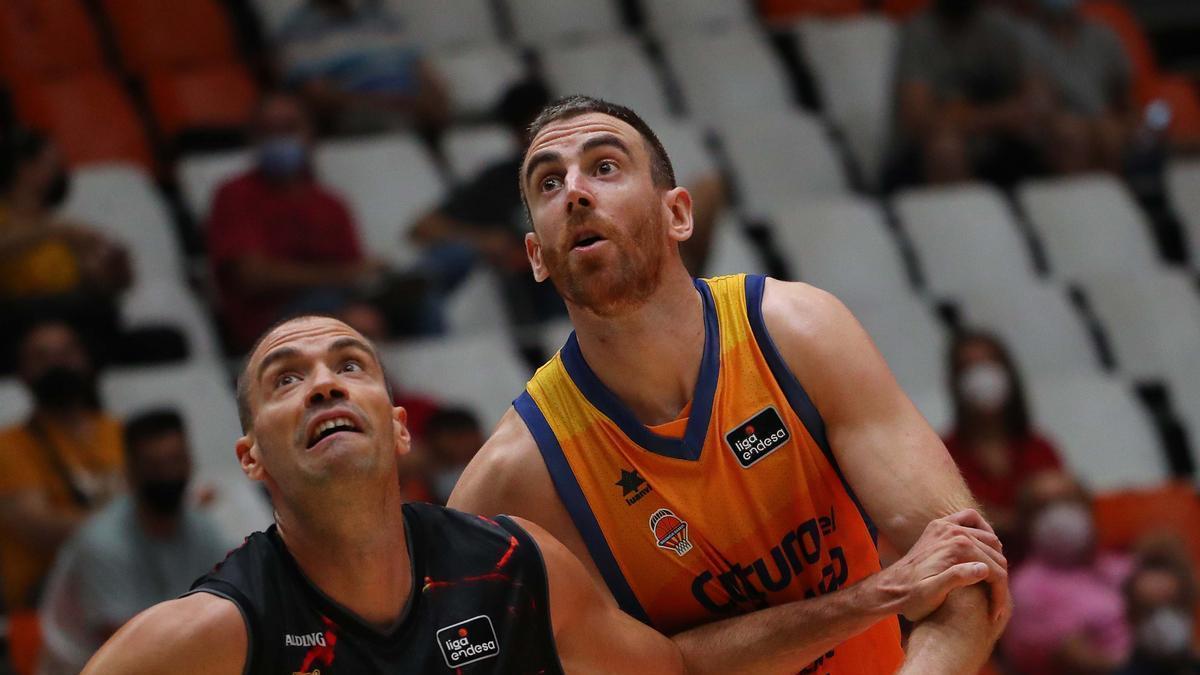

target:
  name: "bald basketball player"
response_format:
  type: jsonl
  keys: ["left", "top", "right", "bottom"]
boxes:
{"left": 450, "top": 96, "right": 1011, "bottom": 674}
{"left": 83, "top": 316, "right": 685, "bottom": 674}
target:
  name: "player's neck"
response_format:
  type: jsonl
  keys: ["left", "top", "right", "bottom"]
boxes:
{"left": 570, "top": 269, "right": 705, "bottom": 426}
{"left": 276, "top": 481, "right": 412, "bottom": 631}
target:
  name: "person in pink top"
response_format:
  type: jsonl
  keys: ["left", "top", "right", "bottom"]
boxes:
{"left": 1003, "top": 470, "right": 1133, "bottom": 674}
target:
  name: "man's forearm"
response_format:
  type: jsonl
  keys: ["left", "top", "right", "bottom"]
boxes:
{"left": 899, "top": 585, "right": 996, "bottom": 675}
{"left": 671, "top": 576, "right": 895, "bottom": 675}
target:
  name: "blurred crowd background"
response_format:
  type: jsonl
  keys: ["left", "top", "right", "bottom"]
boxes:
{"left": 0, "top": 0, "right": 1199, "bottom": 673}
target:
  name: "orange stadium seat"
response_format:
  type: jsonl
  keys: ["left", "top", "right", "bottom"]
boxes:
{"left": 1093, "top": 481, "right": 1200, "bottom": 562}
{"left": 145, "top": 63, "right": 258, "bottom": 137}
{"left": 759, "top": 0, "right": 865, "bottom": 21}
{"left": 1144, "top": 74, "right": 1200, "bottom": 143}
{"left": 101, "top": 0, "right": 238, "bottom": 75}
{"left": 6, "top": 610, "right": 42, "bottom": 675}
{"left": 0, "top": 0, "right": 104, "bottom": 84}
{"left": 12, "top": 73, "right": 155, "bottom": 171}
{"left": 1081, "top": 1, "right": 1158, "bottom": 98}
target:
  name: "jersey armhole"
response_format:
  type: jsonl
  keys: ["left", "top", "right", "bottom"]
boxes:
{"left": 180, "top": 584, "right": 259, "bottom": 675}
{"left": 495, "top": 515, "right": 566, "bottom": 674}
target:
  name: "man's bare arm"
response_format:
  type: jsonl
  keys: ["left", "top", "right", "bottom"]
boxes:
{"left": 763, "top": 279, "right": 1010, "bottom": 673}
{"left": 82, "top": 593, "right": 246, "bottom": 675}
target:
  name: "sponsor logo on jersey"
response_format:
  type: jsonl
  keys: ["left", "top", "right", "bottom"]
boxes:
{"left": 437, "top": 615, "right": 500, "bottom": 668}
{"left": 724, "top": 406, "right": 790, "bottom": 468}
{"left": 292, "top": 670, "right": 321, "bottom": 675}
{"left": 616, "top": 468, "right": 652, "bottom": 506}
{"left": 284, "top": 632, "right": 327, "bottom": 648}
{"left": 649, "top": 508, "right": 693, "bottom": 556}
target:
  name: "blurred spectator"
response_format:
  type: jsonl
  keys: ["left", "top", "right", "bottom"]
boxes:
{"left": 409, "top": 80, "right": 565, "bottom": 337}
{"left": 275, "top": 0, "right": 449, "bottom": 136}
{"left": 1004, "top": 470, "right": 1133, "bottom": 675}
{"left": 1020, "top": 0, "right": 1134, "bottom": 174}
{"left": 891, "top": 0, "right": 1050, "bottom": 186}
{"left": 207, "top": 91, "right": 388, "bottom": 353}
{"left": 943, "top": 331, "right": 1062, "bottom": 549}
{"left": 423, "top": 407, "right": 484, "bottom": 505}
{"left": 37, "top": 409, "right": 229, "bottom": 675}
{"left": 0, "top": 321, "right": 124, "bottom": 612}
{"left": 1118, "top": 537, "right": 1200, "bottom": 675}
{"left": 0, "top": 131, "right": 132, "bottom": 371}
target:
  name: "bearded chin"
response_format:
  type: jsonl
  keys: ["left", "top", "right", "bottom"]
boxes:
{"left": 546, "top": 226, "right": 665, "bottom": 317}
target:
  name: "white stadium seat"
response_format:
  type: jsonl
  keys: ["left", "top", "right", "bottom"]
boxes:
{"left": 796, "top": 16, "right": 899, "bottom": 186}
{"left": 177, "top": 148, "right": 253, "bottom": 225}
{"left": 385, "top": 0, "right": 500, "bottom": 51}
{"left": 704, "top": 215, "right": 765, "bottom": 278}
{"left": 314, "top": 133, "right": 445, "bottom": 267}
{"left": 893, "top": 182, "right": 1040, "bottom": 298}
{"left": 444, "top": 267, "right": 511, "bottom": 336}
{"left": 444, "top": 125, "right": 518, "bottom": 182}
{"left": 661, "top": 24, "right": 794, "bottom": 122}
{"left": 541, "top": 36, "right": 672, "bottom": 121}
{"left": 428, "top": 44, "right": 528, "bottom": 118}
{"left": 1027, "top": 374, "right": 1168, "bottom": 491}
{"left": 251, "top": 0, "right": 303, "bottom": 38}
{"left": 504, "top": 0, "right": 622, "bottom": 45}
{"left": 717, "top": 109, "right": 847, "bottom": 213}
{"left": 121, "top": 282, "right": 222, "bottom": 358}
{"left": 641, "top": 0, "right": 752, "bottom": 33}
{"left": 1165, "top": 159, "right": 1200, "bottom": 272}
{"left": 0, "top": 378, "right": 31, "bottom": 428}
{"left": 649, "top": 117, "right": 717, "bottom": 185}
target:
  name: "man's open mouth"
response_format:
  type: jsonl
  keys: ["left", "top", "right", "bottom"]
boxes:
{"left": 572, "top": 232, "right": 607, "bottom": 250}
{"left": 306, "top": 416, "right": 363, "bottom": 449}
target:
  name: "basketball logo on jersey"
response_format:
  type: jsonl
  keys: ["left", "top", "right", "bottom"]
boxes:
{"left": 436, "top": 615, "right": 500, "bottom": 668}
{"left": 725, "top": 406, "right": 791, "bottom": 468}
{"left": 649, "top": 508, "right": 693, "bottom": 556}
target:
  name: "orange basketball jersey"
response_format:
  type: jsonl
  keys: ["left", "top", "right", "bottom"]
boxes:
{"left": 514, "top": 274, "right": 903, "bottom": 674}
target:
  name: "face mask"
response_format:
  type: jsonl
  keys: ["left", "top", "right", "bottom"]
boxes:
{"left": 1138, "top": 607, "right": 1194, "bottom": 659}
{"left": 958, "top": 362, "right": 1011, "bottom": 412}
{"left": 138, "top": 478, "right": 188, "bottom": 516}
{"left": 42, "top": 171, "right": 70, "bottom": 209}
{"left": 258, "top": 136, "right": 308, "bottom": 178}
{"left": 1031, "top": 502, "right": 1094, "bottom": 565}
{"left": 29, "top": 366, "right": 97, "bottom": 411}
{"left": 431, "top": 468, "right": 464, "bottom": 505}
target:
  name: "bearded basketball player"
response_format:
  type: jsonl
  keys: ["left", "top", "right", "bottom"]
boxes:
{"left": 450, "top": 97, "right": 1011, "bottom": 674}
{"left": 82, "top": 316, "right": 687, "bottom": 674}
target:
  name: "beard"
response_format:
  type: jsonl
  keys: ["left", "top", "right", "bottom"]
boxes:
{"left": 540, "top": 205, "right": 667, "bottom": 317}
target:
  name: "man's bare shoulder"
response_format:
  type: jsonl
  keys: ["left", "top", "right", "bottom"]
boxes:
{"left": 83, "top": 593, "right": 247, "bottom": 675}
{"left": 760, "top": 278, "right": 860, "bottom": 353}
{"left": 448, "top": 407, "right": 544, "bottom": 514}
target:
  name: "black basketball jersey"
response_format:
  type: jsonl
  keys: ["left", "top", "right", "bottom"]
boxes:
{"left": 187, "top": 503, "right": 563, "bottom": 674}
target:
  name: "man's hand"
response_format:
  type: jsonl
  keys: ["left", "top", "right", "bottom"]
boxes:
{"left": 871, "top": 509, "right": 1008, "bottom": 623}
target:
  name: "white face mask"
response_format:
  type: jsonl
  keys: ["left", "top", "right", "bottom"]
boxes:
{"left": 1138, "top": 607, "right": 1195, "bottom": 658}
{"left": 1031, "top": 502, "right": 1094, "bottom": 564}
{"left": 958, "top": 362, "right": 1011, "bottom": 412}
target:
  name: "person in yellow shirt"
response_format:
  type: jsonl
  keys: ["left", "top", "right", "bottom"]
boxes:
{"left": 0, "top": 320, "right": 125, "bottom": 611}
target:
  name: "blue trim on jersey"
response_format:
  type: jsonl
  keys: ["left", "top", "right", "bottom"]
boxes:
{"left": 558, "top": 278, "right": 720, "bottom": 461}
{"left": 743, "top": 275, "right": 879, "bottom": 544}
{"left": 513, "top": 391, "right": 653, "bottom": 625}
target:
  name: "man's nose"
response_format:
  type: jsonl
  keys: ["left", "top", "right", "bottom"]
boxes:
{"left": 565, "top": 173, "right": 593, "bottom": 213}
{"left": 306, "top": 366, "right": 347, "bottom": 407}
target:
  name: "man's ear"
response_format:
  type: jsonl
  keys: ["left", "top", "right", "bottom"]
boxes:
{"left": 393, "top": 406, "right": 412, "bottom": 457}
{"left": 235, "top": 434, "right": 266, "bottom": 482}
{"left": 664, "top": 186, "right": 694, "bottom": 243}
{"left": 525, "top": 231, "right": 549, "bottom": 282}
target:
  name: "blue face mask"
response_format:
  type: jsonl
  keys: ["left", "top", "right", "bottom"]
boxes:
{"left": 259, "top": 136, "right": 308, "bottom": 178}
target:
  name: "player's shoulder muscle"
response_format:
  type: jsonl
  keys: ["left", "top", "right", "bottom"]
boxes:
{"left": 448, "top": 406, "right": 546, "bottom": 516}
{"left": 83, "top": 593, "right": 247, "bottom": 675}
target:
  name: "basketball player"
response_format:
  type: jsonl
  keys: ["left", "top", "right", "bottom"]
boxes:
{"left": 82, "top": 316, "right": 687, "bottom": 673}
{"left": 450, "top": 97, "right": 1012, "bottom": 673}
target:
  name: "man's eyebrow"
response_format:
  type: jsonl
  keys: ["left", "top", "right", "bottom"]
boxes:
{"left": 329, "top": 336, "right": 374, "bottom": 360}
{"left": 523, "top": 149, "right": 562, "bottom": 185}
{"left": 256, "top": 346, "right": 300, "bottom": 382}
{"left": 581, "top": 134, "right": 631, "bottom": 158}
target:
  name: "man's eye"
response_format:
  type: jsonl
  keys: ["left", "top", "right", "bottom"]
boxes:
{"left": 341, "top": 361, "right": 363, "bottom": 373}
{"left": 596, "top": 160, "right": 617, "bottom": 174}
{"left": 540, "top": 176, "right": 562, "bottom": 192}
{"left": 276, "top": 373, "right": 299, "bottom": 388}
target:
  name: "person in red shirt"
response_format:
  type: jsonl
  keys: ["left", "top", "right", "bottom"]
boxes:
{"left": 207, "top": 91, "right": 386, "bottom": 353}
{"left": 943, "top": 331, "right": 1063, "bottom": 556}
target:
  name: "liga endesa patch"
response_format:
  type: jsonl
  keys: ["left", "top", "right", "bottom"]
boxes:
{"left": 436, "top": 615, "right": 500, "bottom": 668}
{"left": 725, "top": 406, "right": 791, "bottom": 468}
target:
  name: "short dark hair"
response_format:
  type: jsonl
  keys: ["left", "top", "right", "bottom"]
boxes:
{"left": 496, "top": 79, "right": 552, "bottom": 136}
{"left": 426, "top": 406, "right": 482, "bottom": 436}
{"left": 520, "top": 96, "right": 676, "bottom": 211}
{"left": 124, "top": 408, "right": 186, "bottom": 463}
{"left": 235, "top": 314, "right": 392, "bottom": 433}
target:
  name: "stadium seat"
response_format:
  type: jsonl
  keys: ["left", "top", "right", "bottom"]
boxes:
{"left": 379, "top": 332, "right": 532, "bottom": 429}
{"left": 101, "top": 360, "right": 273, "bottom": 536}
{"left": 177, "top": 147, "right": 254, "bottom": 224}
{"left": 60, "top": 164, "right": 185, "bottom": 284}
{"left": 444, "top": 268, "right": 510, "bottom": 336}
{"left": 504, "top": 0, "right": 622, "bottom": 44}
{"left": 1143, "top": 75, "right": 1200, "bottom": 144}
{"left": 0, "top": 378, "right": 32, "bottom": 428}
{"left": 101, "top": 0, "right": 238, "bottom": 74}
{"left": 427, "top": 44, "right": 527, "bottom": 118}
{"left": 11, "top": 73, "right": 155, "bottom": 170}
{"left": 958, "top": 281, "right": 1103, "bottom": 378}
{"left": 444, "top": 125, "right": 518, "bottom": 182}
{"left": 538, "top": 317, "right": 575, "bottom": 357}
{"left": 144, "top": 62, "right": 258, "bottom": 138}
{"left": 1093, "top": 481, "right": 1200, "bottom": 563}
{"left": 1017, "top": 174, "right": 1161, "bottom": 280}
{"left": 385, "top": 0, "right": 500, "bottom": 51}
{"left": 1165, "top": 159, "right": 1200, "bottom": 272}
{"left": 1080, "top": 1, "right": 1157, "bottom": 101}
{"left": 120, "top": 282, "right": 223, "bottom": 358}
{"left": 660, "top": 24, "right": 794, "bottom": 122}
{"left": 892, "top": 182, "right": 1040, "bottom": 298}
{"left": 0, "top": 0, "right": 104, "bottom": 84}
{"left": 760, "top": 0, "right": 866, "bottom": 21}
{"left": 796, "top": 15, "right": 898, "bottom": 186}
{"left": 640, "top": 0, "right": 753, "bottom": 33}
{"left": 766, "top": 196, "right": 909, "bottom": 306}
{"left": 6, "top": 610, "right": 40, "bottom": 675}
{"left": 541, "top": 36, "right": 673, "bottom": 121}
{"left": 314, "top": 134, "right": 446, "bottom": 267}
{"left": 1026, "top": 374, "right": 1167, "bottom": 491}
{"left": 249, "top": 0, "right": 303, "bottom": 38}
{"left": 715, "top": 109, "right": 848, "bottom": 213}
{"left": 649, "top": 117, "right": 717, "bottom": 186}
{"left": 703, "top": 214, "right": 766, "bottom": 278}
